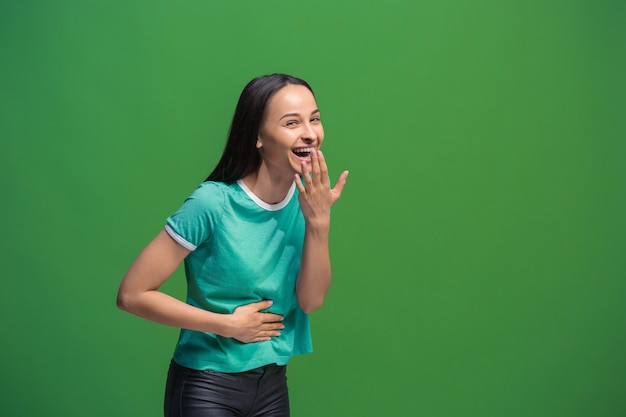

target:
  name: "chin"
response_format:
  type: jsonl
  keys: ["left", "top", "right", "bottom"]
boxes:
{"left": 289, "top": 157, "right": 308, "bottom": 176}
{"left": 292, "top": 166, "right": 304, "bottom": 176}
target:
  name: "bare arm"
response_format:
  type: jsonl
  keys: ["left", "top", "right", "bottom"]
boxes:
{"left": 295, "top": 150, "right": 348, "bottom": 313}
{"left": 117, "top": 229, "right": 284, "bottom": 343}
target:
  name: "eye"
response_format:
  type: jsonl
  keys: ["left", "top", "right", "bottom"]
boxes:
{"left": 311, "top": 115, "right": 321, "bottom": 123}
{"left": 285, "top": 120, "right": 298, "bottom": 127}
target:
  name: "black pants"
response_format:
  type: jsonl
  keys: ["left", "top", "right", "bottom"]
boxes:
{"left": 164, "top": 360, "right": 290, "bottom": 417}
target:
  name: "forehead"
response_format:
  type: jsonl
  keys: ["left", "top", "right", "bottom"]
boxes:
{"left": 265, "top": 84, "right": 318, "bottom": 116}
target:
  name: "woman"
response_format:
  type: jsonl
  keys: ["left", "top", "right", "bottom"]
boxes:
{"left": 117, "top": 73, "right": 348, "bottom": 417}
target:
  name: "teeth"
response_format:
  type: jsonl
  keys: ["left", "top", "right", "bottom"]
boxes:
{"left": 293, "top": 147, "right": 314, "bottom": 154}
{"left": 293, "top": 147, "right": 315, "bottom": 158}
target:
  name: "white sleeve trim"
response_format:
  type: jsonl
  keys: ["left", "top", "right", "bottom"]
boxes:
{"left": 165, "top": 224, "right": 197, "bottom": 251}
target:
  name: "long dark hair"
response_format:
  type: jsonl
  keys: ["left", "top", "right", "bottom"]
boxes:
{"left": 206, "top": 73, "right": 314, "bottom": 183}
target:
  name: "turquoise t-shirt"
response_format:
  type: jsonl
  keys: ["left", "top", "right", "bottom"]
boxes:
{"left": 165, "top": 179, "right": 312, "bottom": 372}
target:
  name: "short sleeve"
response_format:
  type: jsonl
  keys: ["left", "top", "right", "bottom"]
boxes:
{"left": 165, "top": 182, "right": 225, "bottom": 251}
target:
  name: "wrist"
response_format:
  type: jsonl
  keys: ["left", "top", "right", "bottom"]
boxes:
{"left": 305, "top": 216, "right": 330, "bottom": 233}
{"left": 212, "top": 312, "right": 233, "bottom": 338}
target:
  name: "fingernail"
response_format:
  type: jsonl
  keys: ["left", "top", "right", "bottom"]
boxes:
{"left": 317, "top": 150, "right": 323, "bottom": 157}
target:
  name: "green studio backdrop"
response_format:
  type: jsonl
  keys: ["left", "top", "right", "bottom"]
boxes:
{"left": 1, "top": 1, "right": 624, "bottom": 416}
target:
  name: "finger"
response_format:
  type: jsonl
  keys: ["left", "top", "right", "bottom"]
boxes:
{"left": 261, "top": 313, "right": 285, "bottom": 323}
{"left": 266, "top": 321, "right": 285, "bottom": 329}
{"left": 301, "top": 160, "right": 312, "bottom": 186}
{"left": 310, "top": 148, "right": 321, "bottom": 184}
{"left": 253, "top": 336, "right": 272, "bottom": 343}
{"left": 264, "top": 331, "right": 280, "bottom": 340}
{"left": 317, "top": 150, "right": 329, "bottom": 187}
{"left": 331, "top": 170, "right": 349, "bottom": 199}
{"left": 249, "top": 300, "right": 273, "bottom": 311}
{"left": 257, "top": 329, "right": 281, "bottom": 339}
{"left": 252, "top": 329, "right": 280, "bottom": 343}
{"left": 265, "top": 327, "right": 282, "bottom": 336}
{"left": 294, "top": 174, "right": 305, "bottom": 193}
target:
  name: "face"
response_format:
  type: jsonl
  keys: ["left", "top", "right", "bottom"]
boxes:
{"left": 256, "top": 84, "right": 324, "bottom": 176}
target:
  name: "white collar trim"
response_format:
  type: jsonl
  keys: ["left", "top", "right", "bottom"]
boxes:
{"left": 236, "top": 179, "right": 295, "bottom": 211}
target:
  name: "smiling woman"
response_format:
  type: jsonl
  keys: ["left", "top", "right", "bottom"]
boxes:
{"left": 116, "top": 73, "right": 348, "bottom": 417}
{"left": 256, "top": 84, "right": 324, "bottom": 177}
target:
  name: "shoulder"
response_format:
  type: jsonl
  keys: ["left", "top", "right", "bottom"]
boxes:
{"left": 167, "top": 182, "right": 231, "bottom": 224}
{"left": 166, "top": 182, "right": 233, "bottom": 246}
{"left": 185, "top": 181, "right": 229, "bottom": 209}
{"left": 189, "top": 181, "right": 228, "bottom": 196}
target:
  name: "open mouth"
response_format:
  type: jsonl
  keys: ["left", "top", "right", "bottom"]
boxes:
{"left": 292, "top": 147, "right": 315, "bottom": 159}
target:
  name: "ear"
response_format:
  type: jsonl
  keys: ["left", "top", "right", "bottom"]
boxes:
{"left": 256, "top": 136, "right": 263, "bottom": 149}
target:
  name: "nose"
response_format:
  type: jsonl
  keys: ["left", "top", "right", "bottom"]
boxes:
{"left": 301, "top": 122, "right": 318, "bottom": 144}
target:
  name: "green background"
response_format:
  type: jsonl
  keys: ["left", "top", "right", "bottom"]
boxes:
{"left": 1, "top": 1, "right": 624, "bottom": 416}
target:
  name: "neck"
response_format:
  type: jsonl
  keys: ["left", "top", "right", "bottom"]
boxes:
{"left": 241, "top": 163, "right": 294, "bottom": 204}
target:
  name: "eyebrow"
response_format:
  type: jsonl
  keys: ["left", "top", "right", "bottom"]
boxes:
{"left": 279, "top": 109, "right": 320, "bottom": 120}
